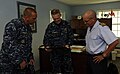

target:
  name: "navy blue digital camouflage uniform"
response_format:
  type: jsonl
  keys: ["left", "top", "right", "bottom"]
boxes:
{"left": 0, "top": 18, "right": 35, "bottom": 74}
{"left": 43, "top": 20, "right": 74, "bottom": 73}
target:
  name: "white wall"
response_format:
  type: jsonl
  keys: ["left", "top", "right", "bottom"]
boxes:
{"left": 0, "top": 0, "right": 71, "bottom": 71}
{"left": 71, "top": 1, "right": 120, "bottom": 16}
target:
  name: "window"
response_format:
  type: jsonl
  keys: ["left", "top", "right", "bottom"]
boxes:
{"left": 97, "top": 9, "right": 120, "bottom": 37}
{"left": 49, "top": 11, "right": 65, "bottom": 23}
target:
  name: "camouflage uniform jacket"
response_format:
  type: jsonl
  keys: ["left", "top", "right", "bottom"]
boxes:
{"left": 43, "top": 20, "right": 74, "bottom": 48}
{"left": 0, "top": 18, "right": 33, "bottom": 70}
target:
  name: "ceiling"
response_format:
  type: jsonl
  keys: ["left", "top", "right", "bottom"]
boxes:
{"left": 56, "top": 0, "right": 120, "bottom": 5}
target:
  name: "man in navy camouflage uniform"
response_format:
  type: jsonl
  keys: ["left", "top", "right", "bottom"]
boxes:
{"left": 43, "top": 9, "right": 74, "bottom": 74}
{"left": 0, "top": 8, "right": 37, "bottom": 74}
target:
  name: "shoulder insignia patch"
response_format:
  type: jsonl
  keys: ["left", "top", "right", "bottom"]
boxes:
{"left": 99, "top": 22, "right": 106, "bottom": 26}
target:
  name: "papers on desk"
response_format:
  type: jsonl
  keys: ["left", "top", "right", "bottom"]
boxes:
{"left": 39, "top": 45, "right": 86, "bottom": 53}
{"left": 71, "top": 45, "right": 85, "bottom": 48}
{"left": 71, "top": 49, "right": 82, "bottom": 53}
{"left": 70, "top": 45, "right": 85, "bottom": 53}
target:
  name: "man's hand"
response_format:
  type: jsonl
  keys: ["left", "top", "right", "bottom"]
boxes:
{"left": 65, "top": 45, "right": 70, "bottom": 49}
{"left": 45, "top": 46, "right": 52, "bottom": 52}
{"left": 93, "top": 55, "right": 104, "bottom": 63}
{"left": 29, "top": 59, "right": 35, "bottom": 65}
{"left": 20, "top": 60, "right": 27, "bottom": 69}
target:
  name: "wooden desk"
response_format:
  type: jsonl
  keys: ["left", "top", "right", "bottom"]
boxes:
{"left": 72, "top": 52, "right": 87, "bottom": 74}
{"left": 39, "top": 47, "right": 87, "bottom": 74}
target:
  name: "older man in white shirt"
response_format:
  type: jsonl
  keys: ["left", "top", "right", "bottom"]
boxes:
{"left": 83, "top": 9, "right": 119, "bottom": 74}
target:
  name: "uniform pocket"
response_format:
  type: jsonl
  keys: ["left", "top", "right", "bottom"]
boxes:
{"left": 91, "top": 35, "right": 98, "bottom": 40}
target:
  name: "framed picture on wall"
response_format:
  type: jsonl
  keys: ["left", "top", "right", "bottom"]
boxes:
{"left": 17, "top": 1, "right": 37, "bottom": 33}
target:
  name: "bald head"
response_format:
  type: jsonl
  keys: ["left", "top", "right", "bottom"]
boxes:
{"left": 83, "top": 9, "right": 96, "bottom": 20}
{"left": 82, "top": 9, "right": 97, "bottom": 27}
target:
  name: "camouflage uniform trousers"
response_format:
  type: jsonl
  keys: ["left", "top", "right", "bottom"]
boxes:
{"left": 50, "top": 48, "right": 73, "bottom": 74}
{"left": 0, "top": 64, "right": 35, "bottom": 74}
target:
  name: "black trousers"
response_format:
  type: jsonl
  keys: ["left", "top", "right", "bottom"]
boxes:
{"left": 87, "top": 53, "right": 108, "bottom": 74}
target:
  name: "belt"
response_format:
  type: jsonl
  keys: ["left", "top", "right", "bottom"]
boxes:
{"left": 86, "top": 52, "right": 103, "bottom": 56}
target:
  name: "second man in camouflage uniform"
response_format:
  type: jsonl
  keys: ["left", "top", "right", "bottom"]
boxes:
{"left": 43, "top": 9, "right": 74, "bottom": 74}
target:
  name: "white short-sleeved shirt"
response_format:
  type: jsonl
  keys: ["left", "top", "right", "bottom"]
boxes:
{"left": 86, "top": 20, "right": 118, "bottom": 54}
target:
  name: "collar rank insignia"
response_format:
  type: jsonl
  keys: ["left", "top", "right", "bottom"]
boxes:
{"left": 100, "top": 22, "right": 106, "bottom": 26}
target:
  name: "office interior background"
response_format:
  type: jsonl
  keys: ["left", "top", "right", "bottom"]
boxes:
{"left": 0, "top": 0, "right": 120, "bottom": 71}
